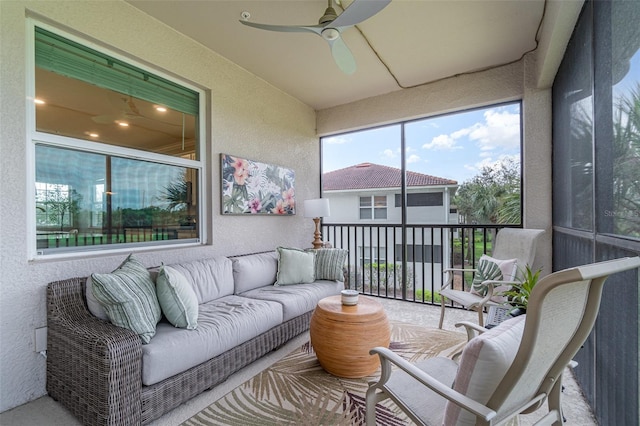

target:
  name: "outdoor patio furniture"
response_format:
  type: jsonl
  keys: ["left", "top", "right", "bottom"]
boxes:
{"left": 366, "top": 256, "right": 640, "bottom": 426}
{"left": 439, "top": 228, "right": 544, "bottom": 328}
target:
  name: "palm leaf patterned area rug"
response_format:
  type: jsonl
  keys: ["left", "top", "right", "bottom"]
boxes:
{"left": 183, "top": 322, "right": 466, "bottom": 426}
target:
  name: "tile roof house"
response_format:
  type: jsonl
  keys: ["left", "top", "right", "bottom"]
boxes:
{"left": 323, "top": 162, "right": 457, "bottom": 191}
{"left": 322, "top": 163, "right": 458, "bottom": 225}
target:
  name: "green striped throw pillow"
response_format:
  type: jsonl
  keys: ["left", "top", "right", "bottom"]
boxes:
{"left": 91, "top": 254, "right": 162, "bottom": 344}
{"left": 311, "top": 248, "right": 348, "bottom": 281}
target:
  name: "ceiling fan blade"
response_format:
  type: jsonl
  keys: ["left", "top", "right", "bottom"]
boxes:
{"left": 329, "top": 37, "right": 356, "bottom": 75}
{"left": 330, "top": 0, "right": 391, "bottom": 28}
{"left": 239, "top": 20, "right": 322, "bottom": 36}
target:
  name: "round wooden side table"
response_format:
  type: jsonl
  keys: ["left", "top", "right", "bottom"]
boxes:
{"left": 310, "top": 295, "right": 390, "bottom": 378}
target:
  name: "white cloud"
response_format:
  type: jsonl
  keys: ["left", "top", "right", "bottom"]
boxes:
{"left": 469, "top": 109, "right": 520, "bottom": 151}
{"left": 422, "top": 134, "right": 461, "bottom": 150}
{"left": 323, "top": 135, "right": 351, "bottom": 145}
{"left": 382, "top": 149, "right": 396, "bottom": 159}
{"left": 406, "top": 154, "right": 421, "bottom": 164}
{"left": 423, "top": 107, "right": 520, "bottom": 154}
{"left": 465, "top": 154, "right": 521, "bottom": 175}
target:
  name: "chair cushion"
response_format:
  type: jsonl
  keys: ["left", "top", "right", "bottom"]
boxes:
{"left": 443, "top": 315, "right": 525, "bottom": 425}
{"left": 470, "top": 255, "right": 518, "bottom": 302}
{"left": 275, "top": 247, "right": 316, "bottom": 285}
{"left": 386, "top": 357, "right": 459, "bottom": 425}
{"left": 91, "top": 254, "right": 162, "bottom": 344}
{"left": 307, "top": 248, "right": 348, "bottom": 281}
{"left": 156, "top": 265, "right": 199, "bottom": 329}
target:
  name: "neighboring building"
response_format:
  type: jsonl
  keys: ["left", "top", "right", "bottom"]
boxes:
{"left": 321, "top": 163, "right": 458, "bottom": 292}
{"left": 322, "top": 162, "right": 458, "bottom": 225}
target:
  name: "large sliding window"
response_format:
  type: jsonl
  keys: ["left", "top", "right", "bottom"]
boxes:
{"left": 322, "top": 102, "right": 522, "bottom": 227}
{"left": 31, "top": 24, "right": 204, "bottom": 256}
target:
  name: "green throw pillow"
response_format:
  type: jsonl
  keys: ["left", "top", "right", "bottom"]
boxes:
{"left": 156, "top": 265, "right": 199, "bottom": 329}
{"left": 275, "top": 247, "right": 316, "bottom": 285}
{"left": 307, "top": 248, "right": 348, "bottom": 281}
{"left": 470, "top": 255, "right": 518, "bottom": 297}
{"left": 91, "top": 254, "right": 162, "bottom": 344}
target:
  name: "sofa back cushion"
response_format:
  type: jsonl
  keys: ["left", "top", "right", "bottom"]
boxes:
{"left": 231, "top": 251, "right": 278, "bottom": 294}
{"left": 166, "top": 256, "right": 234, "bottom": 304}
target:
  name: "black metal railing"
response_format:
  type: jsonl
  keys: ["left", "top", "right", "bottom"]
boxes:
{"left": 323, "top": 223, "right": 518, "bottom": 305}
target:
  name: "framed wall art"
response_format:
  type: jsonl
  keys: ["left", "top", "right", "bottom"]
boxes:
{"left": 221, "top": 153, "right": 296, "bottom": 215}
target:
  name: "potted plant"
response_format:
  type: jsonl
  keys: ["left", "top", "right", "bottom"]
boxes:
{"left": 501, "top": 265, "right": 541, "bottom": 316}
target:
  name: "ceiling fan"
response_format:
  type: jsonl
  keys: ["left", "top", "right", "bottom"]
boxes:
{"left": 92, "top": 95, "right": 146, "bottom": 124}
{"left": 239, "top": 0, "right": 391, "bottom": 75}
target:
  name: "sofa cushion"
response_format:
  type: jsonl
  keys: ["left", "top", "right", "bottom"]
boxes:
{"left": 231, "top": 251, "right": 278, "bottom": 294}
{"left": 141, "top": 295, "right": 283, "bottom": 386}
{"left": 309, "top": 248, "right": 348, "bottom": 281}
{"left": 91, "top": 254, "right": 162, "bottom": 344}
{"left": 240, "top": 280, "right": 343, "bottom": 321}
{"left": 166, "top": 256, "right": 234, "bottom": 304}
{"left": 156, "top": 265, "right": 199, "bottom": 329}
{"left": 275, "top": 247, "right": 316, "bottom": 285}
{"left": 443, "top": 315, "right": 525, "bottom": 425}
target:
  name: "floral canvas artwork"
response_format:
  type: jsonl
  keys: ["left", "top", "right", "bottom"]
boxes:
{"left": 221, "top": 154, "right": 295, "bottom": 215}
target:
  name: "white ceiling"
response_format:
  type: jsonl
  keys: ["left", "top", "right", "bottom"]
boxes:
{"left": 126, "top": 0, "right": 551, "bottom": 110}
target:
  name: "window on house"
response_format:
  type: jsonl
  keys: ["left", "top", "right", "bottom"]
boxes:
{"left": 32, "top": 25, "right": 203, "bottom": 256}
{"left": 359, "top": 246, "right": 386, "bottom": 265}
{"left": 394, "top": 244, "right": 442, "bottom": 263}
{"left": 394, "top": 192, "right": 444, "bottom": 207}
{"left": 360, "top": 196, "right": 387, "bottom": 219}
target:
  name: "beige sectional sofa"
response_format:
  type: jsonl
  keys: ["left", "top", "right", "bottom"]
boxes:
{"left": 46, "top": 249, "right": 345, "bottom": 425}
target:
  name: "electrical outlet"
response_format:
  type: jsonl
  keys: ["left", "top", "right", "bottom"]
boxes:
{"left": 35, "top": 327, "right": 47, "bottom": 352}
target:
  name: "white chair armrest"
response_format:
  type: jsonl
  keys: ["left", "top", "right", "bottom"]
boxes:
{"left": 455, "top": 321, "right": 489, "bottom": 341}
{"left": 469, "top": 279, "right": 519, "bottom": 308}
{"left": 369, "top": 347, "right": 497, "bottom": 422}
{"left": 442, "top": 267, "right": 478, "bottom": 291}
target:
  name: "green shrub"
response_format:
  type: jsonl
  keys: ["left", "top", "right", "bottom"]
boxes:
{"left": 414, "top": 289, "right": 442, "bottom": 303}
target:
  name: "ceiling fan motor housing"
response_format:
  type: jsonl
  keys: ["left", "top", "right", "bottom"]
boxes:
{"left": 321, "top": 28, "right": 340, "bottom": 41}
{"left": 318, "top": 6, "right": 338, "bottom": 25}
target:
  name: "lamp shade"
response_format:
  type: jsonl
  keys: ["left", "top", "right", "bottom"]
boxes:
{"left": 303, "top": 198, "right": 330, "bottom": 218}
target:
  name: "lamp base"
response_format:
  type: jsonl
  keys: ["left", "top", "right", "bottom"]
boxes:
{"left": 311, "top": 217, "right": 323, "bottom": 249}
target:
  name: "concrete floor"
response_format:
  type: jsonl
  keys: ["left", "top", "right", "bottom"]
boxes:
{"left": 0, "top": 298, "right": 597, "bottom": 425}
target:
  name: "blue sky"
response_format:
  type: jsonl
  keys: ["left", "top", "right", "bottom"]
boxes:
{"left": 322, "top": 102, "right": 521, "bottom": 184}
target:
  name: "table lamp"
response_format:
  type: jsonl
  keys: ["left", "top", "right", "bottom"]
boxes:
{"left": 303, "top": 198, "right": 330, "bottom": 249}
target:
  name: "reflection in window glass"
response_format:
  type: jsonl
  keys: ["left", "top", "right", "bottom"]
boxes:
{"left": 32, "top": 25, "right": 203, "bottom": 256}
{"left": 552, "top": 6, "right": 594, "bottom": 231}
{"left": 35, "top": 145, "right": 198, "bottom": 253}
{"left": 609, "top": 1, "right": 640, "bottom": 239}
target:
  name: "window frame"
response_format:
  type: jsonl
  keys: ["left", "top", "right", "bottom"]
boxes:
{"left": 26, "top": 20, "right": 207, "bottom": 260}
{"left": 359, "top": 195, "right": 387, "bottom": 220}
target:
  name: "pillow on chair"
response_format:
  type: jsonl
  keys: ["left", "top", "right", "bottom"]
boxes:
{"left": 470, "top": 255, "right": 517, "bottom": 302}
{"left": 444, "top": 315, "right": 525, "bottom": 425}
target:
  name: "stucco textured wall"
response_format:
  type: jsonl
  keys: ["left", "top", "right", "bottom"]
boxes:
{"left": 0, "top": 0, "right": 317, "bottom": 412}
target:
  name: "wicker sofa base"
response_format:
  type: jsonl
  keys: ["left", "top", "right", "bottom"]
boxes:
{"left": 140, "top": 311, "right": 311, "bottom": 424}
{"left": 47, "top": 276, "right": 313, "bottom": 426}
